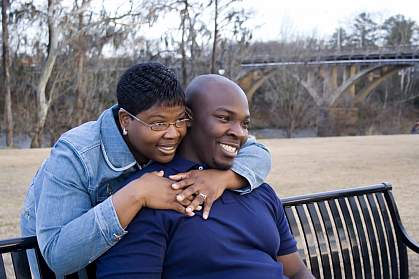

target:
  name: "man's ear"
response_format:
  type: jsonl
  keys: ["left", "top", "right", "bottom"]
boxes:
{"left": 186, "top": 107, "right": 193, "bottom": 127}
{"left": 185, "top": 107, "right": 193, "bottom": 118}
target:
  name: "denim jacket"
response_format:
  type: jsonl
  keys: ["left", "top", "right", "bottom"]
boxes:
{"left": 20, "top": 105, "right": 272, "bottom": 276}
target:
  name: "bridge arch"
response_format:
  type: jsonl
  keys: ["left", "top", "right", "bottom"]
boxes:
{"left": 236, "top": 68, "right": 320, "bottom": 106}
{"left": 236, "top": 63, "right": 414, "bottom": 108}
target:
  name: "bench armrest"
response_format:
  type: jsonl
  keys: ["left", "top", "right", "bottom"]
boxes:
{"left": 384, "top": 189, "right": 419, "bottom": 254}
{"left": 397, "top": 221, "right": 419, "bottom": 253}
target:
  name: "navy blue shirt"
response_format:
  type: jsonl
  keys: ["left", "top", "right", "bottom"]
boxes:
{"left": 96, "top": 156, "right": 297, "bottom": 279}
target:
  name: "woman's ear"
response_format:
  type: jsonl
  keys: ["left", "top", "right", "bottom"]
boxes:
{"left": 118, "top": 108, "right": 131, "bottom": 129}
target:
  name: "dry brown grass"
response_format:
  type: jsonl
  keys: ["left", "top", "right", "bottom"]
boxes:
{"left": 0, "top": 135, "right": 418, "bottom": 276}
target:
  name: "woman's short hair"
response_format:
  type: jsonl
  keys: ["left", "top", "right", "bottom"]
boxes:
{"left": 117, "top": 63, "right": 185, "bottom": 115}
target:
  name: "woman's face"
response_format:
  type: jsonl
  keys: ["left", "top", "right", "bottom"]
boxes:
{"left": 120, "top": 104, "right": 188, "bottom": 165}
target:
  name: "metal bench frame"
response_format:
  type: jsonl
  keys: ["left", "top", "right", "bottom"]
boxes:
{"left": 283, "top": 182, "right": 419, "bottom": 278}
{"left": 0, "top": 236, "right": 94, "bottom": 278}
{"left": 1, "top": 182, "right": 418, "bottom": 278}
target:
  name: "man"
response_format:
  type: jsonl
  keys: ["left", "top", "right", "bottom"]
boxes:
{"left": 96, "top": 74, "right": 313, "bottom": 279}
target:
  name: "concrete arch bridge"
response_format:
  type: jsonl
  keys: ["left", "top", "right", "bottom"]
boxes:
{"left": 237, "top": 49, "right": 419, "bottom": 136}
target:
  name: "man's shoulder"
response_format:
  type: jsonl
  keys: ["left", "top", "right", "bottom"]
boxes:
{"left": 253, "top": 183, "right": 280, "bottom": 199}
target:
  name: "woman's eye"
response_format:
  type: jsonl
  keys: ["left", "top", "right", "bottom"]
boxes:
{"left": 242, "top": 121, "right": 250, "bottom": 129}
{"left": 153, "top": 122, "right": 167, "bottom": 127}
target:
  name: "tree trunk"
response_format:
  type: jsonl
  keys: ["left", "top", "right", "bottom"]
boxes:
{"left": 72, "top": 0, "right": 89, "bottom": 126}
{"left": 31, "top": 0, "right": 58, "bottom": 148}
{"left": 180, "top": 0, "right": 189, "bottom": 87}
{"left": 210, "top": 0, "right": 218, "bottom": 74}
{"left": 2, "top": 0, "right": 13, "bottom": 147}
{"left": 73, "top": 51, "right": 86, "bottom": 125}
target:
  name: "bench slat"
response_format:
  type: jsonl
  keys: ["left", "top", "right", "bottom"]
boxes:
{"left": 318, "top": 201, "right": 342, "bottom": 278}
{"left": 34, "top": 245, "right": 55, "bottom": 279}
{"left": 367, "top": 193, "right": 390, "bottom": 279}
{"left": 376, "top": 193, "right": 399, "bottom": 278}
{"left": 285, "top": 207, "right": 308, "bottom": 267}
{"left": 11, "top": 250, "right": 32, "bottom": 279}
{"left": 348, "top": 196, "right": 372, "bottom": 277}
{"left": 307, "top": 203, "right": 332, "bottom": 278}
{"left": 338, "top": 197, "right": 363, "bottom": 279}
{"left": 0, "top": 255, "right": 6, "bottom": 279}
{"left": 295, "top": 205, "right": 321, "bottom": 277}
{"left": 358, "top": 195, "right": 381, "bottom": 278}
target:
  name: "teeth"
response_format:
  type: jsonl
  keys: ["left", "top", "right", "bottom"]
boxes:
{"left": 220, "top": 143, "right": 237, "bottom": 154}
{"left": 158, "top": 146, "right": 176, "bottom": 154}
{"left": 160, "top": 146, "right": 175, "bottom": 151}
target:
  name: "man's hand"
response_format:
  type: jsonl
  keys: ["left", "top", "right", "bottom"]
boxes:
{"left": 277, "top": 252, "right": 314, "bottom": 279}
{"left": 170, "top": 169, "right": 244, "bottom": 219}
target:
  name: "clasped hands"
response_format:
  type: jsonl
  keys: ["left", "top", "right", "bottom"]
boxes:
{"left": 138, "top": 169, "right": 228, "bottom": 220}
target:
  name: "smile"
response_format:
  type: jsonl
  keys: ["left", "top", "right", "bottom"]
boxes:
{"left": 157, "top": 145, "right": 177, "bottom": 155}
{"left": 219, "top": 143, "right": 238, "bottom": 155}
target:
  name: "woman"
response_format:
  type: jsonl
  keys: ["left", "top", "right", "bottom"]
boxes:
{"left": 20, "top": 63, "right": 271, "bottom": 276}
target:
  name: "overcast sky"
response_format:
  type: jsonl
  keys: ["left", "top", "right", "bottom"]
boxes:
{"left": 116, "top": 0, "right": 419, "bottom": 42}
{"left": 243, "top": 0, "right": 419, "bottom": 40}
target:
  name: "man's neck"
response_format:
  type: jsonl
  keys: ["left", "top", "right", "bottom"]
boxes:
{"left": 178, "top": 136, "right": 201, "bottom": 163}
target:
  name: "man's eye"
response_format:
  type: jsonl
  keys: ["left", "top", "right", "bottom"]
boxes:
{"left": 216, "top": 115, "right": 229, "bottom": 122}
{"left": 242, "top": 121, "right": 250, "bottom": 129}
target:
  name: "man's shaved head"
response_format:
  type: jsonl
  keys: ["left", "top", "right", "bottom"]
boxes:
{"left": 185, "top": 74, "right": 247, "bottom": 113}
{"left": 179, "top": 74, "right": 250, "bottom": 169}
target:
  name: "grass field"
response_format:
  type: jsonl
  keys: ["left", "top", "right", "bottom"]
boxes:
{"left": 0, "top": 134, "right": 418, "bottom": 276}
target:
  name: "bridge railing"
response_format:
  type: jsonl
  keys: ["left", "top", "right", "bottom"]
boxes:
{"left": 242, "top": 45, "right": 419, "bottom": 66}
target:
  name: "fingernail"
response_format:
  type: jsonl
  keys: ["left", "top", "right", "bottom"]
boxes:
{"left": 196, "top": 206, "right": 202, "bottom": 211}
{"left": 203, "top": 213, "right": 208, "bottom": 219}
{"left": 177, "top": 195, "right": 184, "bottom": 201}
{"left": 172, "top": 183, "right": 179, "bottom": 189}
{"left": 186, "top": 207, "right": 192, "bottom": 213}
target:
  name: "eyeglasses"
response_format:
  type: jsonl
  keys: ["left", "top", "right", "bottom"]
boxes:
{"left": 120, "top": 108, "right": 190, "bottom": 131}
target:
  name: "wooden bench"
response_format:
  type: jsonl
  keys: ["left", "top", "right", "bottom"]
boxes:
{"left": 283, "top": 182, "right": 419, "bottom": 278}
{"left": 1, "top": 182, "right": 418, "bottom": 278}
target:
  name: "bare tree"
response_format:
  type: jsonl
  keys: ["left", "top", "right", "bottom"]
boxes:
{"left": 2, "top": 0, "right": 14, "bottom": 146}
{"left": 208, "top": 0, "right": 251, "bottom": 74}
{"left": 30, "top": 0, "right": 60, "bottom": 147}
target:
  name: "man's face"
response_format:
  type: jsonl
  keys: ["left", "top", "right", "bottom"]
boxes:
{"left": 121, "top": 103, "right": 188, "bottom": 164}
{"left": 190, "top": 83, "right": 250, "bottom": 169}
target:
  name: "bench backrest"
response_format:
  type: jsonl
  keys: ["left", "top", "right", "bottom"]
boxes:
{"left": 282, "top": 182, "right": 408, "bottom": 279}
{"left": 0, "top": 236, "right": 54, "bottom": 279}
{"left": 0, "top": 236, "right": 94, "bottom": 278}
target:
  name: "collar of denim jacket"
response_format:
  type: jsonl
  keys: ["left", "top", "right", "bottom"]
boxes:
{"left": 100, "top": 105, "right": 137, "bottom": 172}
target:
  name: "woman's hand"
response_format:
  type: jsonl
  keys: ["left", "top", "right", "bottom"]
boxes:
{"left": 134, "top": 171, "right": 188, "bottom": 212}
{"left": 113, "top": 170, "right": 191, "bottom": 228}
{"left": 170, "top": 169, "right": 245, "bottom": 219}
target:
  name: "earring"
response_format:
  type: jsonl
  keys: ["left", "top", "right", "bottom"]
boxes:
{"left": 122, "top": 128, "right": 128, "bottom": 136}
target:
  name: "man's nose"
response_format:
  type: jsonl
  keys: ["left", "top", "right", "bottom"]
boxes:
{"left": 228, "top": 122, "right": 247, "bottom": 139}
